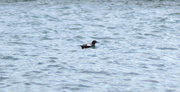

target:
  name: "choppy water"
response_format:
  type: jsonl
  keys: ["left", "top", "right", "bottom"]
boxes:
{"left": 0, "top": 0, "right": 180, "bottom": 92}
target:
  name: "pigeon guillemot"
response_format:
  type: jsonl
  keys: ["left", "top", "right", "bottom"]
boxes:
{"left": 81, "top": 40, "right": 98, "bottom": 49}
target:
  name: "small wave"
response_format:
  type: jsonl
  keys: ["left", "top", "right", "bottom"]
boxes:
{"left": 0, "top": 0, "right": 36, "bottom": 3}
{"left": 60, "top": 83, "right": 91, "bottom": 91}
{"left": 143, "top": 79, "right": 159, "bottom": 83}
{"left": 1, "top": 56, "right": 19, "bottom": 60}
{"left": 8, "top": 42, "right": 28, "bottom": 45}
{"left": 169, "top": 13, "right": 180, "bottom": 16}
{"left": 0, "top": 77, "right": 9, "bottom": 80}
{"left": 123, "top": 72, "right": 140, "bottom": 76}
{"left": 80, "top": 70, "right": 111, "bottom": 75}
{"left": 156, "top": 47, "right": 178, "bottom": 50}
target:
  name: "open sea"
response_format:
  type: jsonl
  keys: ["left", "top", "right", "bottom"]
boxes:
{"left": 0, "top": 0, "right": 180, "bottom": 92}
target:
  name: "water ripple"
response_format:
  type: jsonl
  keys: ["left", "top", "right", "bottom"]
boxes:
{"left": 1, "top": 56, "right": 19, "bottom": 60}
{"left": 79, "top": 70, "right": 111, "bottom": 76}
{"left": 156, "top": 47, "right": 178, "bottom": 50}
{"left": 0, "top": 77, "right": 9, "bottom": 81}
{"left": 123, "top": 72, "right": 140, "bottom": 76}
{"left": 143, "top": 80, "right": 159, "bottom": 83}
{"left": 60, "top": 83, "right": 91, "bottom": 91}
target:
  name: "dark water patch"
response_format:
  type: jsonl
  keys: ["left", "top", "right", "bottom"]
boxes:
{"left": 175, "top": 20, "right": 180, "bottom": 23}
{"left": 45, "top": 15, "right": 61, "bottom": 22}
{"left": 143, "top": 80, "right": 159, "bottom": 83}
{"left": 156, "top": 68, "right": 165, "bottom": 71}
{"left": 88, "top": 54, "right": 97, "bottom": 57}
{"left": 139, "top": 63, "right": 149, "bottom": 69}
{"left": 12, "top": 35, "right": 21, "bottom": 40}
{"left": 47, "top": 64, "right": 62, "bottom": 68}
{"left": 30, "top": 54, "right": 39, "bottom": 57}
{"left": 48, "top": 57, "right": 57, "bottom": 63}
{"left": 11, "top": 82, "right": 20, "bottom": 84}
{"left": 78, "top": 84, "right": 91, "bottom": 88}
{"left": 55, "top": 71, "right": 62, "bottom": 74}
{"left": 61, "top": 86, "right": 80, "bottom": 91}
{"left": 159, "top": 18, "right": 168, "bottom": 22}
{"left": 133, "top": 27, "right": 142, "bottom": 31}
{"left": 123, "top": 78, "right": 131, "bottom": 81}
{"left": 32, "top": 70, "right": 42, "bottom": 73}
{"left": 26, "top": 21, "right": 44, "bottom": 26}
{"left": 148, "top": 56, "right": 161, "bottom": 60}
{"left": 144, "top": 33, "right": 161, "bottom": 37}
{"left": 0, "top": 0, "right": 36, "bottom": 3}
{"left": 80, "top": 70, "right": 111, "bottom": 75}
{"left": 62, "top": 13, "right": 70, "bottom": 15}
{"left": 47, "top": 64, "right": 66, "bottom": 70}
{"left": 49, "top": 57, "right": 58, "bottom": 59}
{"left": 16, "top": 48, "right": 26, "bottom": 53}
{"left": 24, "top": 82, "right": 31, "bottom": 85}
{"left": 74, "top": 35, "right": 84, "bottom": 39}
{"left": 60, "top": 83, "right": 91, "bottom": 91}
{"left": 160, "top": 25, "right": 169, "bottom": 29}
{"left": 166, "top": 89, "right": 176, "bottom": 92}
{"left": 169, "top": 13, "right": 180, "bottom": 16}
{"left": 92, "top": 24, "right": 105, "bottom": 27}
{"left": 1, "top": 56, "right": 19, "bottom": 60}
{"left": 31, "top": 82, "right": 47, "bottom": 86}
{"left": 123, "top": 49, "right": 138, "bottom": 54}
{"left": 91, "top": 36, "right": 122, "bottom": 40}
{"left": 79, "top": 79, "right": 90, "bottom": 82}
{"left": 38, "top": 62, "right": 44, "bottom": 65}
{"left": 123, "top": 72, "right": 140, "bottom": 76}
{"left": 93, "top": 18, "right": 101, "bottom": 21}
{"left": 66, "top": 38, "right": 74, "bottom": 41}
{"left": 68, "top": 24, "right": 84, "bottom": 31}
{"left": 100, "top": 57, "right": 110, "bottom": 60}
{"left": 49, "top": 60, "right": 56, "bottom": 63}
{"left": 107, "top": 26, "right": 116, "bottom": 29}
{"left": 8, "top": 42, "right": 28, "bottom": 45}
{"left": 22, "top": 70, "right": 42, "bottom": 77}
{"left": 40, "top": 68, "right": 51, "bottom": 72}
{"left": 101, "top": 40, "right": 111, "bottom": 43}
{"left": 112, "top": 33, "right": 120, "bottom": 35}
{"left": 152, "top": 30, "right": 162, "bottom": 33}
{"left": 40, "top": 36, "right": 53, "bottom": 40}
{"left": 0, "top": 77, "right": 9, "bottom": 81}
{"left": 69, "top": 27, "right": 82, "bottom": 30}
{"left": 32, "top": 15, "right": 42, "bottom": 19}
{"left": 0, "top": 84, "right": 11, "bottom": 88}
{"left": 69, "top": 50, "right": 77, "bottom": 52}
{"left": 0, "top": 71, "right": 5, "bottom": 74}
{"left": 151, "top": 64, "right": 165, "bottom": 67}
{"left": 60, "top": 6, "right": 71, "bottom": 10}
{"left": 42, "top": 30, "right": 49, "bottom": 34}
{"left": 134, "top": 35, "right": 146, "bottom": 39}
{"left": 156, "top": 47, "right": 178, "bottom": 50}
{"left": 1, "top": 64, "right": 16, "bottom": 68}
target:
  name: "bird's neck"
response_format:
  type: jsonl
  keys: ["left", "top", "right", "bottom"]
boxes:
{"left": 91, "top": 44, "right": 95, "bottom": 46}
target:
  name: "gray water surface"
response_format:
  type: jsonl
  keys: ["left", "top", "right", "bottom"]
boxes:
{"left": 0, "top": 0, "right": 180, "bottom": 92}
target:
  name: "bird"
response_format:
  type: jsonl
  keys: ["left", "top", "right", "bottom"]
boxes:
{"left": 81, "top": 40, "right": 98, "bottom": 49}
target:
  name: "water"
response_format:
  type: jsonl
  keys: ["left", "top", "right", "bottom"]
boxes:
{"left": 0, "top": 0, "right": 180, "bottom": 92}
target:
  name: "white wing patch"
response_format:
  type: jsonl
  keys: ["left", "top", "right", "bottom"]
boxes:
{"left": 86, "top": 43, "right": 91, "bottom": 46}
